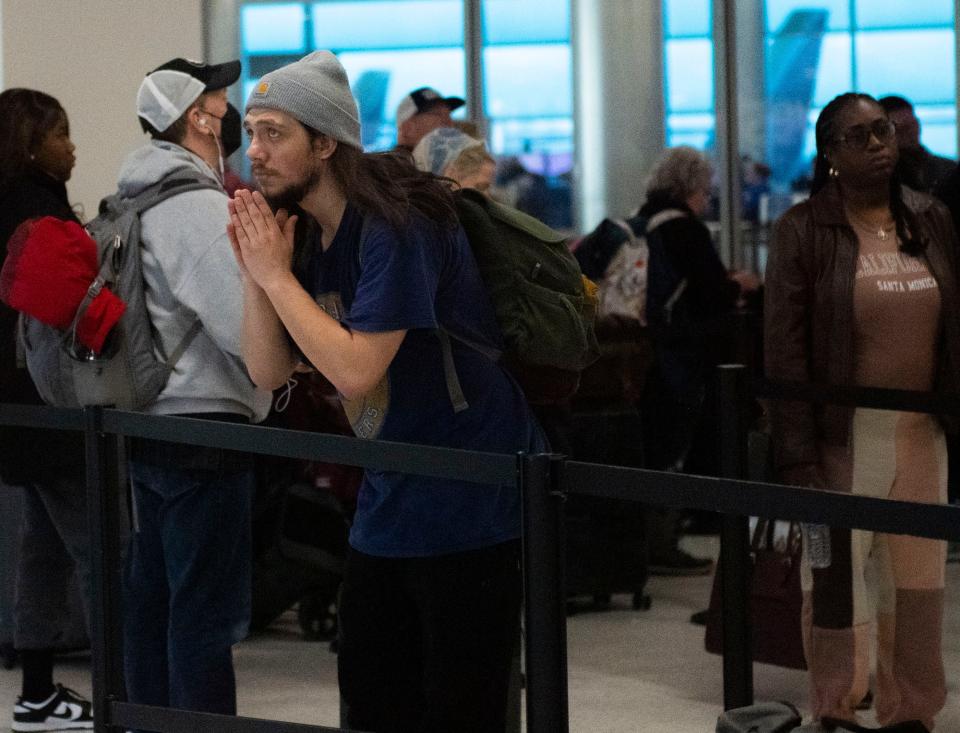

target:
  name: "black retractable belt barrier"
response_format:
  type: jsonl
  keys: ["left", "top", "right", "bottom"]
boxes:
{"left": 7, "top": 364, "right": 960, "bottom": 733}
{"left": 754, "top": 378, "right": 960, "bottom": 416}
{"left": 716, "top": 366, "right": 753, "bottom": 711}
{"left": 520, "top": 453, "right": 569, "bottom": 733}
{"left": 85, "top": 406, "right": 126, "bottom": 733}
{"left": 110, "top": 702, "right": 366, "bottom": 733}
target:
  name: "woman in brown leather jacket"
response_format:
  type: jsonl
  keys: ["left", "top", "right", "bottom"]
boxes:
{"left": 765, "top": 92, "right": 960, "bottom": 730}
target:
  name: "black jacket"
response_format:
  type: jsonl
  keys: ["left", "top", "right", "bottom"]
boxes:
{"left": 635, "top": 198, "right": 740, "bottom": 319}
{"left": 0, "top": 171, "right": 85, "bottom": 485}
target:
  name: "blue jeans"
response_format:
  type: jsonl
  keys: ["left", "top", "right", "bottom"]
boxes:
{"left": 123, "top": 442, "right": 254, "bottom": 715}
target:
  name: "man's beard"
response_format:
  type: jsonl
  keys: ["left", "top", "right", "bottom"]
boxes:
{"left": 262, "top": 164, "right": 324, "bottom": 213}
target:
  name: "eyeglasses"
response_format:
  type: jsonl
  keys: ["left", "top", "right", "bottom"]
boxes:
{"left": 834, "top": 119, "right": 896, "bottom": 150}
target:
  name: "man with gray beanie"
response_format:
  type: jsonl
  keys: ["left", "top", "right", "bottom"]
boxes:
{"left": 231, "top": 50, "right": 543, "bottom": 733}
{"left": 118, "top": 56, "right": 271, "bottom": 721}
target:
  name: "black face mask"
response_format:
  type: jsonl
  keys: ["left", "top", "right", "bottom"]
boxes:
{"left": 219, "top": 103, "right": 242, "bottom": 157}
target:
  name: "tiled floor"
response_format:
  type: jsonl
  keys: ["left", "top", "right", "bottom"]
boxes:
{"left": 2, "top": 537, "right": 958, "bottom": 732}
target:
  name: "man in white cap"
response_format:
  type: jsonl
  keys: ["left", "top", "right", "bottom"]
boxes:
{"left": 118, "top": 57, "right": 271, "bottom": 719}
{"left": 232, "top": 51, "right": 542, "bottom": 733}
{"left": 395, "top": 85, "right": 465, "bottom": 151}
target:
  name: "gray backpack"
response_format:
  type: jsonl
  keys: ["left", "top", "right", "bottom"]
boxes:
{"left": 19, "top": 173, "right": 219, "bottom": 409}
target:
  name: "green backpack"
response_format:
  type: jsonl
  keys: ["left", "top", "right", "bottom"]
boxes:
{"left": 450, "top": 189, "right": 600, "bottom": 405}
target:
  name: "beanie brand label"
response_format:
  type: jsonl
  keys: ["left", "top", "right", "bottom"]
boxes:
{"left": 255, "top": 81, "right": 270, "bottom": 95}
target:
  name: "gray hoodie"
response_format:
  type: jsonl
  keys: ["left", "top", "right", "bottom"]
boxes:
{"left": 117, "top": 140, "right": 271, "bottom": 422}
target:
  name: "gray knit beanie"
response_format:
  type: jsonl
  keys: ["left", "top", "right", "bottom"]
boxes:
{"left": 245, "top": 51, "right": 361, "bottom": 148}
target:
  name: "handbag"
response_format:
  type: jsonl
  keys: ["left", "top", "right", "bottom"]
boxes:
{"left": 705, "top": 517, "right": 806, "bottom": 670}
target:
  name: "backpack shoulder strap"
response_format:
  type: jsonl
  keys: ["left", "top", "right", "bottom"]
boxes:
{"left": 159, "top": 320, "right": 204, "bottom": 376}
{"left": 149, "top": 176, "right": 223, "bottom": 369}
{"left": 88, "top": 171, "right": 221, "bottom": 365}
{"left": 129, "top": 172, "right": 223, "bottom": 215}
{"left": 356, "top": 209, "right": 495, "bottom": 414}
{"left": 645, "top": 208, "right": 691, "bottom": 325}
{"left": 437, "top": 330, "right": 469, "bottom": 413}
{"left": 610, "top": 218, "right": 640, "bottom": 247}
{"left": 15, "top": 315, "right": 26, "bottom": 369}
{"left": 646, "top": 207, "right": 687, "bottom": 234}
{"left": 435, "top": 327, "right": 505, "bottom": 414}
{"left": 460, "top": 188, "right": 566, "bottom": 243}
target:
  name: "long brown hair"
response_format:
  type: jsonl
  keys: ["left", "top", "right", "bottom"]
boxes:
{"left": 323, "top": 138, "right": 459, "bottom": 231}
{"left": 812, "top": 92, "right": 923, "bottom": 255}
{"left": 0, "top": 88, "right": 65, "bottom": 194}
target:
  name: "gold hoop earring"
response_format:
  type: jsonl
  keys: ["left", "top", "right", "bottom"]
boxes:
{"left": 829, "top": 166, "right": 839, "bottom": 178}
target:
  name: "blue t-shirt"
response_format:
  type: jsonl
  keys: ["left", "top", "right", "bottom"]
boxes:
{"left": 296, "top": 203, "right": 543, "bottom": 557}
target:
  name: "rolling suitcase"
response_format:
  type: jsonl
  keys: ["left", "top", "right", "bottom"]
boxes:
{"left": 251, "top": 480, "right": 352, "bottom": 639}
{"left": 250, "top": 373, "right": 361, "bottom": 640}
{"left": 564, "top": 407, "right": 651, "bottom": 611}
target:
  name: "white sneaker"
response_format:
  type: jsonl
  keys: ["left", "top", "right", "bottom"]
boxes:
{"left": 12, "top": 684, "right": 94, "bottom": 731}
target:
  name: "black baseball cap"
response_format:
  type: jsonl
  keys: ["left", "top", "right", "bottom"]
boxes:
{"left": 149, "top": 57, "right": 241, "bottom": 91}
{"left": 396, "top": 87, "right": 465, "bottom": 125}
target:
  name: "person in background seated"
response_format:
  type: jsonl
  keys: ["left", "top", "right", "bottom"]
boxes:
{"left": 766, "top": 92, "right": 959, "bottom": 730}
{"left": 412, "top": 126, "right": 496, "bottom": 195}
{"left": 0, "top": 88, "right": 95, "bottom": 732}
{"left": 879, "top": 95, "right": 954, "bottom": 194}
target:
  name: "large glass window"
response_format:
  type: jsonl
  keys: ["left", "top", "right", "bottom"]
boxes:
{"left": 481, "top": 0, "right": 573, "bottom": 226}
{"left": 663, "top": 0, "right": 957, "bottom": 188}
{"left": 482, "top": 0, "right": 572, "bottom": 165}
{"left": 663, "top": 0, "right": 714, "bottom": 149}
{"left": 766, "top": 0, "right": 956, "bottom": 188}
{"left": 239, "top": 0, "right": 574, "bottom": 226}
{"left": 240, "top": 0, "right": 466, "bottom": 151}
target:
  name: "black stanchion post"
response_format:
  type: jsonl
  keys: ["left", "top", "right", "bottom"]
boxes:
{"left": 85, "top": 407, "right": 125, "bottom": 732}
{"left": 717, "top": 365, "right": 754, "bottom": 710}
{"left": 520, "top": 452, "right": 569, "bottom": 733}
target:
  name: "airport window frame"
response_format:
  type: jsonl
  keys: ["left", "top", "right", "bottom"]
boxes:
{"left": 237, "top": 0, "right": 574, "bottom": 158}
{"left": 662, "top": 0, "right": 958, "bottom": 168}
{"left": 236, "top": 0, "right": 575, "bottom": 226}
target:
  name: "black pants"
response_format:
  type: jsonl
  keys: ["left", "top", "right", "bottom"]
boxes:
{"left": 338, "top": 539, "right": 521, "bottom": 733}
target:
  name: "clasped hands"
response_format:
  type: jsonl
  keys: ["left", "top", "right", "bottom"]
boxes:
{"left": 227, "top": 189, "right": 298, "bottom": 292}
